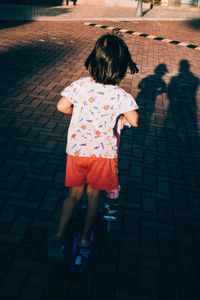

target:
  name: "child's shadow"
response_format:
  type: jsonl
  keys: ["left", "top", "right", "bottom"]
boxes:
{"left": 136, "top": 63, "right": 168, "bottom": 137}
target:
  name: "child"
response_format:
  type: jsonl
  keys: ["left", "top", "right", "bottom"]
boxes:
{"left": 48, "top": 33, "right": 139, "bottom": 263}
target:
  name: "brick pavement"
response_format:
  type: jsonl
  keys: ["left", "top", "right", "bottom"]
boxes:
{"left": 0, "top": 20, "right": 200, "bottom": 300}
{"left": 0, "top": 4, "right": 200, "bottom": 21}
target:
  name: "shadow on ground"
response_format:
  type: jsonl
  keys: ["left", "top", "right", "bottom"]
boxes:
{"left": 0, "top": 5, "right": 71, "bottom": 29}
{"left": 118, "top": 59, "right": 200, "bottom": 298}
{"left": 187, "top": 18, "right": 200, "bottom": 30}
{"left": 0, "top": 39, "right": 76, "bottom": 200}
{"left": 128, "top": 59, "right": 200, "bottom": 204}
{"left": 0, "top": 40, "right": 74, "bottom": 94}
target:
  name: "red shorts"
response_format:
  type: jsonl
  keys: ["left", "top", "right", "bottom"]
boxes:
{"left": 65, "top": 154, "right": 118, "bottom": 190}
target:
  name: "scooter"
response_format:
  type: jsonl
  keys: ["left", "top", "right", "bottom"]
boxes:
{"left": 70, "top": 119, "right": 130, "bottom": 273}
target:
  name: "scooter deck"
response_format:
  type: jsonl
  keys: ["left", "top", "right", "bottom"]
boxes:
{"left": 70, "top": 227, "right": 95, "bottom": 273}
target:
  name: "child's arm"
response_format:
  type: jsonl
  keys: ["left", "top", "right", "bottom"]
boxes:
{"left": 123, "top": 110, "right": 139, "bottom": 127}
{"left": 57, "top": 96, "right": 73, "bottom": 114}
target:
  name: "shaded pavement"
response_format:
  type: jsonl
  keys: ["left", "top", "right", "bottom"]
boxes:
{"left": 0, "top": 9, "right": 200, "bottom": 300}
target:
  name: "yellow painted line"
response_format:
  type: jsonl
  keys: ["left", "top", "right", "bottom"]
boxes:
{"left": 120, "top": 29, "right": 129, "bottom": 33}
{"left": 83, "top": 23, "right": 200, "bottom": 50}
{"left": 132, "top": 32, "right": 142, "bottom": 36}
{"left": 106, "top": 26, "right": 116, "bottom": 30}
{"left": 178, "top": 42, "right": 189, "bottom": 47}
{"left": 161, "top": 39, "right": 173, "bottom": 43}
{"left": 146, "top": 35, "right": 157, "bottom": 39}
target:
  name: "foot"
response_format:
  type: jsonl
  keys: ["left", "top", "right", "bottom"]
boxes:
{"left": 78, "top": 231, "right": 94, "bottom": 248}
{"left": 48, "top": 234, "right": 64, "bottom": 264}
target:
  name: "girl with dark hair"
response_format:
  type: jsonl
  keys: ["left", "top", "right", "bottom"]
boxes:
{"left": 85, "top": 33, "right": 138, "bottom": 85}
{"left": 48, "top": 33, "right": 139, "bottom": 264}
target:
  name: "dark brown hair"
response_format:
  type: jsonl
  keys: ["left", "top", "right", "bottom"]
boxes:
{"left": 85, "top": 33, "right": 138, "bottom": 85}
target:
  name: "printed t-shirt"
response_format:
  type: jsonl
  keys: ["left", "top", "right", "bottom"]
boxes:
{"left": 61, "top": 77, "right": 138, "bottom": 159}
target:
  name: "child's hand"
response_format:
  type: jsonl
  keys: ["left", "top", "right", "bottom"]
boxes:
{"left": 119, "top": 115, "right": 129, "bottom": 129}
{"left": 65, "top": 105, "right": 73, "bottom": 114}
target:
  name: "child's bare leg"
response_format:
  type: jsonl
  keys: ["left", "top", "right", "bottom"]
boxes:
{"left": 79, "top": 185, "right": 100, "bottom": 245}
{"left": 57, "top": 185, "right": 85, "bottom": 239}
{"left": 48, "top": 186, "right": 84, "bottom": 263}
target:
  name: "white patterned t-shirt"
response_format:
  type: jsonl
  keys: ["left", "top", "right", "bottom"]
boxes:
{"left": 61, "top": 77, "right": 138, "bottom": 158}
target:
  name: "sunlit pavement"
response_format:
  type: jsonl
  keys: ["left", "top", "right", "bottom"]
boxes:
{"left": 0, "top": 7, "right": 200, "bottom": 300}
{"left": 0, "top": 3, "right": 199, "bottom": 21}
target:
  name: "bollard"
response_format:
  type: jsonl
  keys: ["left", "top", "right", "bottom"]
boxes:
{"left": 136, "top": 0, "right": 143, "bottom": 17}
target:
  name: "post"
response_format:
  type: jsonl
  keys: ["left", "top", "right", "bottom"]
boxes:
{"left": 136, "top": 0, "right": 143, "bottom": 17}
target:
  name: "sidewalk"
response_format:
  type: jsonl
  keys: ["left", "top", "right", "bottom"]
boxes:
{"left": 0, "top": 3, "right": 199, "bottom": 21}
{"left": 0, "top": 9, "right": 200, "bottom": 300}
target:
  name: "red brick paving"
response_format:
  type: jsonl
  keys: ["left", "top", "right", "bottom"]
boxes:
{"left": 0, "top": 21, "right": 200, "bottom": 300}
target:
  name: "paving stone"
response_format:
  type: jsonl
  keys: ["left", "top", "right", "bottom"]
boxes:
{"left": 32, "top": 219, "right": 57, "bottom": 230}
{"left": 89, "top": 259, "right": 116, "bottom": 275}
{"left": 0, "top": 222, "right": 10, "bottom": 233}
{"left": 1, "top": 233, "right": 23, "bottom": 245}
{"left": 160, "top": 285, "right": 181, "bottom": 300}
{"left": 143, "top": 170, "right": 157, "bottom": 189}
{"left": 91, "top": 282, "right": 114, "bottom": 300}
{"left": 129, "top": 164, "right": 143, "bottom": 182}
{"left": 181, "top": 279, "right": 200, "bottom": 300}
{"left": 27, "top": 273, "right": 68, "bottom": 292}
{"left": 126, "top": 184, "right": 141, "bottom": 205}
{"left": 43, "top": 291, "right": 75, "bottom": 300}
{"left": 18, "top": 178, "right": 35, "bottom": 193}
{"left": 159, "top": 239, "right": 177, "bottom": 262}
{"left": 69, "top": 271, "right": 93, "bottom": 297}
{"left": 123, "top": 213, "right": 140, "bottom": 235}
{"left": 27, "top": 274, "right": 49, "bottom": 289}
{"left": 0, "top": 244, "right": 37, "bottom": 259}
{"left": 144, "top": 152, "right": 156, "bottom": 167}
{"left": 142, "top": 219, "right": 174, "bottom": 232}
{"left": 140, "top": 227, "right": 157, "bottom": 249}
{"left": 140, "top": 258, "right": 163, "bottom": 272}
{"left": 172, "top": 188, "right": 188, "bottom": 207}
{"left": 190, "top": 197, "right": 200, "bottom": 213}
{"left": 19, "top": 287, "right": 43, "bottom": 300}
{"left": 115, "top": 292, "right": 153, "bottom": 300}
{"left": 0, "top": 205, "right": 18, "bottom": 223}
{"left": 8, "top": 199, "right": 39, "bottom": 209}
{"left": 175, "top": 216, "right": 193, "bottom": 236}
{"left": 40, "top": 195, "right": 59, "bottom": 212}
{"left": 0, "top": 255, "right": 13, "bottom": 284}
{"left": 157, "top": 178, "right": 171, "bottom": 196}
{"left": 178, "top": 254, "right": 198, "bottom": 276}
{"left": 10, "top": 215, "right": 32, "bottom": 235}
{"left": 0, "top": 270, "right": 27, "bottom": 299}
{"left": 117, "top": 253, "right": 138, "bottom": 278}
{"left": 138, "top": 270, "right": 159, "bottom": 298}
{"left": 158, "top": 205, "right": 174, "bottom": 224}
{"left": 22, "top": 227, "right": 46, "bottom": 249}
{"left": 192, "top": 221, "right": 200, "bottom": 246}
{"left": 12, "top": 258, "right": 52, "bottom": 274}
{"left": 98, "top": 238, "right": 120, "bottom": 264}
{"left": 95, "top": 273, "right": 137, "bottom": 292}
{"left": 142, "top": 196, "right": 156, "bottom": 213}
